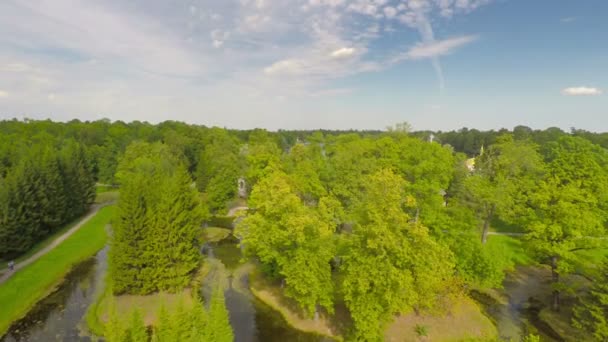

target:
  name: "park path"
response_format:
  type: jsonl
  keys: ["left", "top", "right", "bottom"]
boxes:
{"left": 0, "top": 204, "right": 106, "bottom": 285}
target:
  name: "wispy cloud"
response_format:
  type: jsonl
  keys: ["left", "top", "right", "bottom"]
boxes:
{"left": 560, "top": 17, "right": 577, "bottom": 23}
{"left": 561, "top": 87, "right": 603, "bottom": 96}
{"left": 406, "top": 35, "right": 478, "bottom": 59}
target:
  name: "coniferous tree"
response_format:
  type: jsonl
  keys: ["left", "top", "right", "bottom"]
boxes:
{"left": 110, "top": 173, "right": 152, "bottom": 294}
{"left": 110, "top": 142, "right": 203, "bottom": 294}
{"left": 149, "top": 165, "right": 204, "bottom": 292}
{"left": 126, "top": 309, "right": 148, "bottom": 342}
{"left": 207, "top": 286, "right": 234, "bottom": 342}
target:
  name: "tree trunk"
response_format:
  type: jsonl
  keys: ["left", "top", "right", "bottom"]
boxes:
{"left": 481, "top": 218, "right": 490, "bottom": 244}
{"left": 551, "top": 256, "right": 560, "bottom": 312}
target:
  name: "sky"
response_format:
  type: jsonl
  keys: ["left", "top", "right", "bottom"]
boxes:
{"left": 0, "top": 0, "right": 606, "bottom": 131}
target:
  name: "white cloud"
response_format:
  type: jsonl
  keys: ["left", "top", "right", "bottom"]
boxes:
{"left": 383, "top": 6, "right": 398, "bottom": 18}
{"left": 48, "top": 93, "right": 56, "bottom": 100}
{"left": 405, "top": 35, "right": 478, "bottom": 59}
{"left": 560, "top": 17, "right": 576, "bottom": 23}
{"left": 0, "top": 90, "right": 8, "bottom": 98}
{"left": 330, "top": 47, "right": 356, "bottom": 59}
{"left": 561, "top": 87, "right": 602, "bottom": 96}
{"left": 264, "top": 59, "right": 305, "bottom": 75}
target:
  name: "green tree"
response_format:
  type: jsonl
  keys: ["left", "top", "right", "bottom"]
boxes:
{"left": 110, "top": 142, "right": 203, "bottom": 294}
{"left": 573, "top": 260, "right": 608, "bottom": 340}
{"left": 195, "top": 128, "right": 242, "bottom": 213}
{"left": 464, "top": 135, "right": 543, "bottom": 243}
{"left": 237, "top": 170, "right": 336, "bottom": 315}
{"left": 341, "top": 169, "right": 455, "bottom": 341}
{"left": 105, "top": 305, "right": 127, "bottom": 342}
{"left": 207, "top": 286, "right": 234, "bottom": 342}
{"left": 525, "top": 136, "right": 608, "bottom": 311}
{"left": 148, "top": 165, "right": 204, "bottom": 292}
{"left": 126, "top": 309, "right": 148, "bottom": 342}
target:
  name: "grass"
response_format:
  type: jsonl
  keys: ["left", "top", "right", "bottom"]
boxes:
{"left": 485, "top": 235, "right": 534, "bottom": 268}
{"left": 95, "top": 191, "right": 119, "bottom": 204}
{"left": 385, "top": 297, "right": 498, "bottom": 342}
{"left": 0, "top": 205, "right": 115, "bottom": 336}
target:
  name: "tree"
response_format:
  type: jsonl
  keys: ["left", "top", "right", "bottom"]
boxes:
{"left": 573, "top": 260, "right": 608, "bottom": 340}
{"left": 525, "top": 136, "right": 608, "bottom": 311}
{"left": 148, "top": 164, "right": 204, "bottom": 292}
{"left": 207, "top": 286, "right": 234, "bottom": 342}
{"left": 463, "top": 135, "right": 543, "bottom": 243}
{"left": 237, "top": 170, "right": 336, "bottom": 316}
{"left": 244, "top": 129, "right": 282, "bottom": 189}
{"left": 340, "top": 169, "right": 455, "bottom": 341}
{"left": 110, "top": 142, "right": 203, "bottom": 295}
{"left": 195, "top": 129, "right": 242, "bottom": 213}
{"left": 126, "top": 309, "right": 148, "bottom": 342}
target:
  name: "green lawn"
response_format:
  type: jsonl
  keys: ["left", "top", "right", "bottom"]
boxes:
{"left": 94, "top": 191, "right": 119, "bottom": 204}
{"left": 486, "top": 235, "right": 534, "bottom": 268}
{"left": 0, "top": 210, "right": 101, "bottom": 272}
{"left": 0, "top": 205, "right": 115, "bottom": 335}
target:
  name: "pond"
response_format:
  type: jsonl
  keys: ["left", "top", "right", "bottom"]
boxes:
{"left": 1, "top": 238, "right": 329, "bottom": 342}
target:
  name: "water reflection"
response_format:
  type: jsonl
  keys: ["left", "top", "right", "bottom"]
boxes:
{"left": 1, "top": 248, "right": 107, "bottom": 342}
{"left": 204, "top": 238, "right": 329, "bottom": 342}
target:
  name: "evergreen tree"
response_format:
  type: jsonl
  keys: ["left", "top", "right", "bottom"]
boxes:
{"left": 149, "top": 165, "right": 204, "bottom": 292}
{"left": 126, "top": 309, "right": 148, "bottom": 342}
{"left": 152, "top": 306, "right": 176, "bottom": 342}
{"left": 110, "top": 142, "right": 203, "bottom": 294}
{"left": 110, "top": 173, "right": 153, "bottom": 294}
{"left": 188, "top": 298, "right": 209, "bottom": 341}
{"left": 105, "top": 305, "right": 127, "bottom": 342}
{"left": 207, "top": 286, "right": 234, "bottom": 342}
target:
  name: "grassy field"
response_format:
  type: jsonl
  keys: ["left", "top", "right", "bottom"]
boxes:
{"left": 0, "top": 205, "right": 115, "bottom": 336}
{"left": 385, "top": 297, "right": 498, "bottom": 342}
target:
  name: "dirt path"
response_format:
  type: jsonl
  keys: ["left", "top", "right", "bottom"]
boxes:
{"left": 0, "top": 204, "right": 106, "bottom": 285}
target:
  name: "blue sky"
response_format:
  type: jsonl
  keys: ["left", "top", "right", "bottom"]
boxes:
{"left": 0, "top": 0, "right": 606, "bottom": 131}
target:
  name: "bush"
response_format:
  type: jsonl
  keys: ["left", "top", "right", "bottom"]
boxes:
{"left": 415, "top": 324, "right": 428, "bottom": 337}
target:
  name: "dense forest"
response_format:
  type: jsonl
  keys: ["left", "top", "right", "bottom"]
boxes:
{"left": 1, "top": 118, "right": 608, "bottom": 341}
